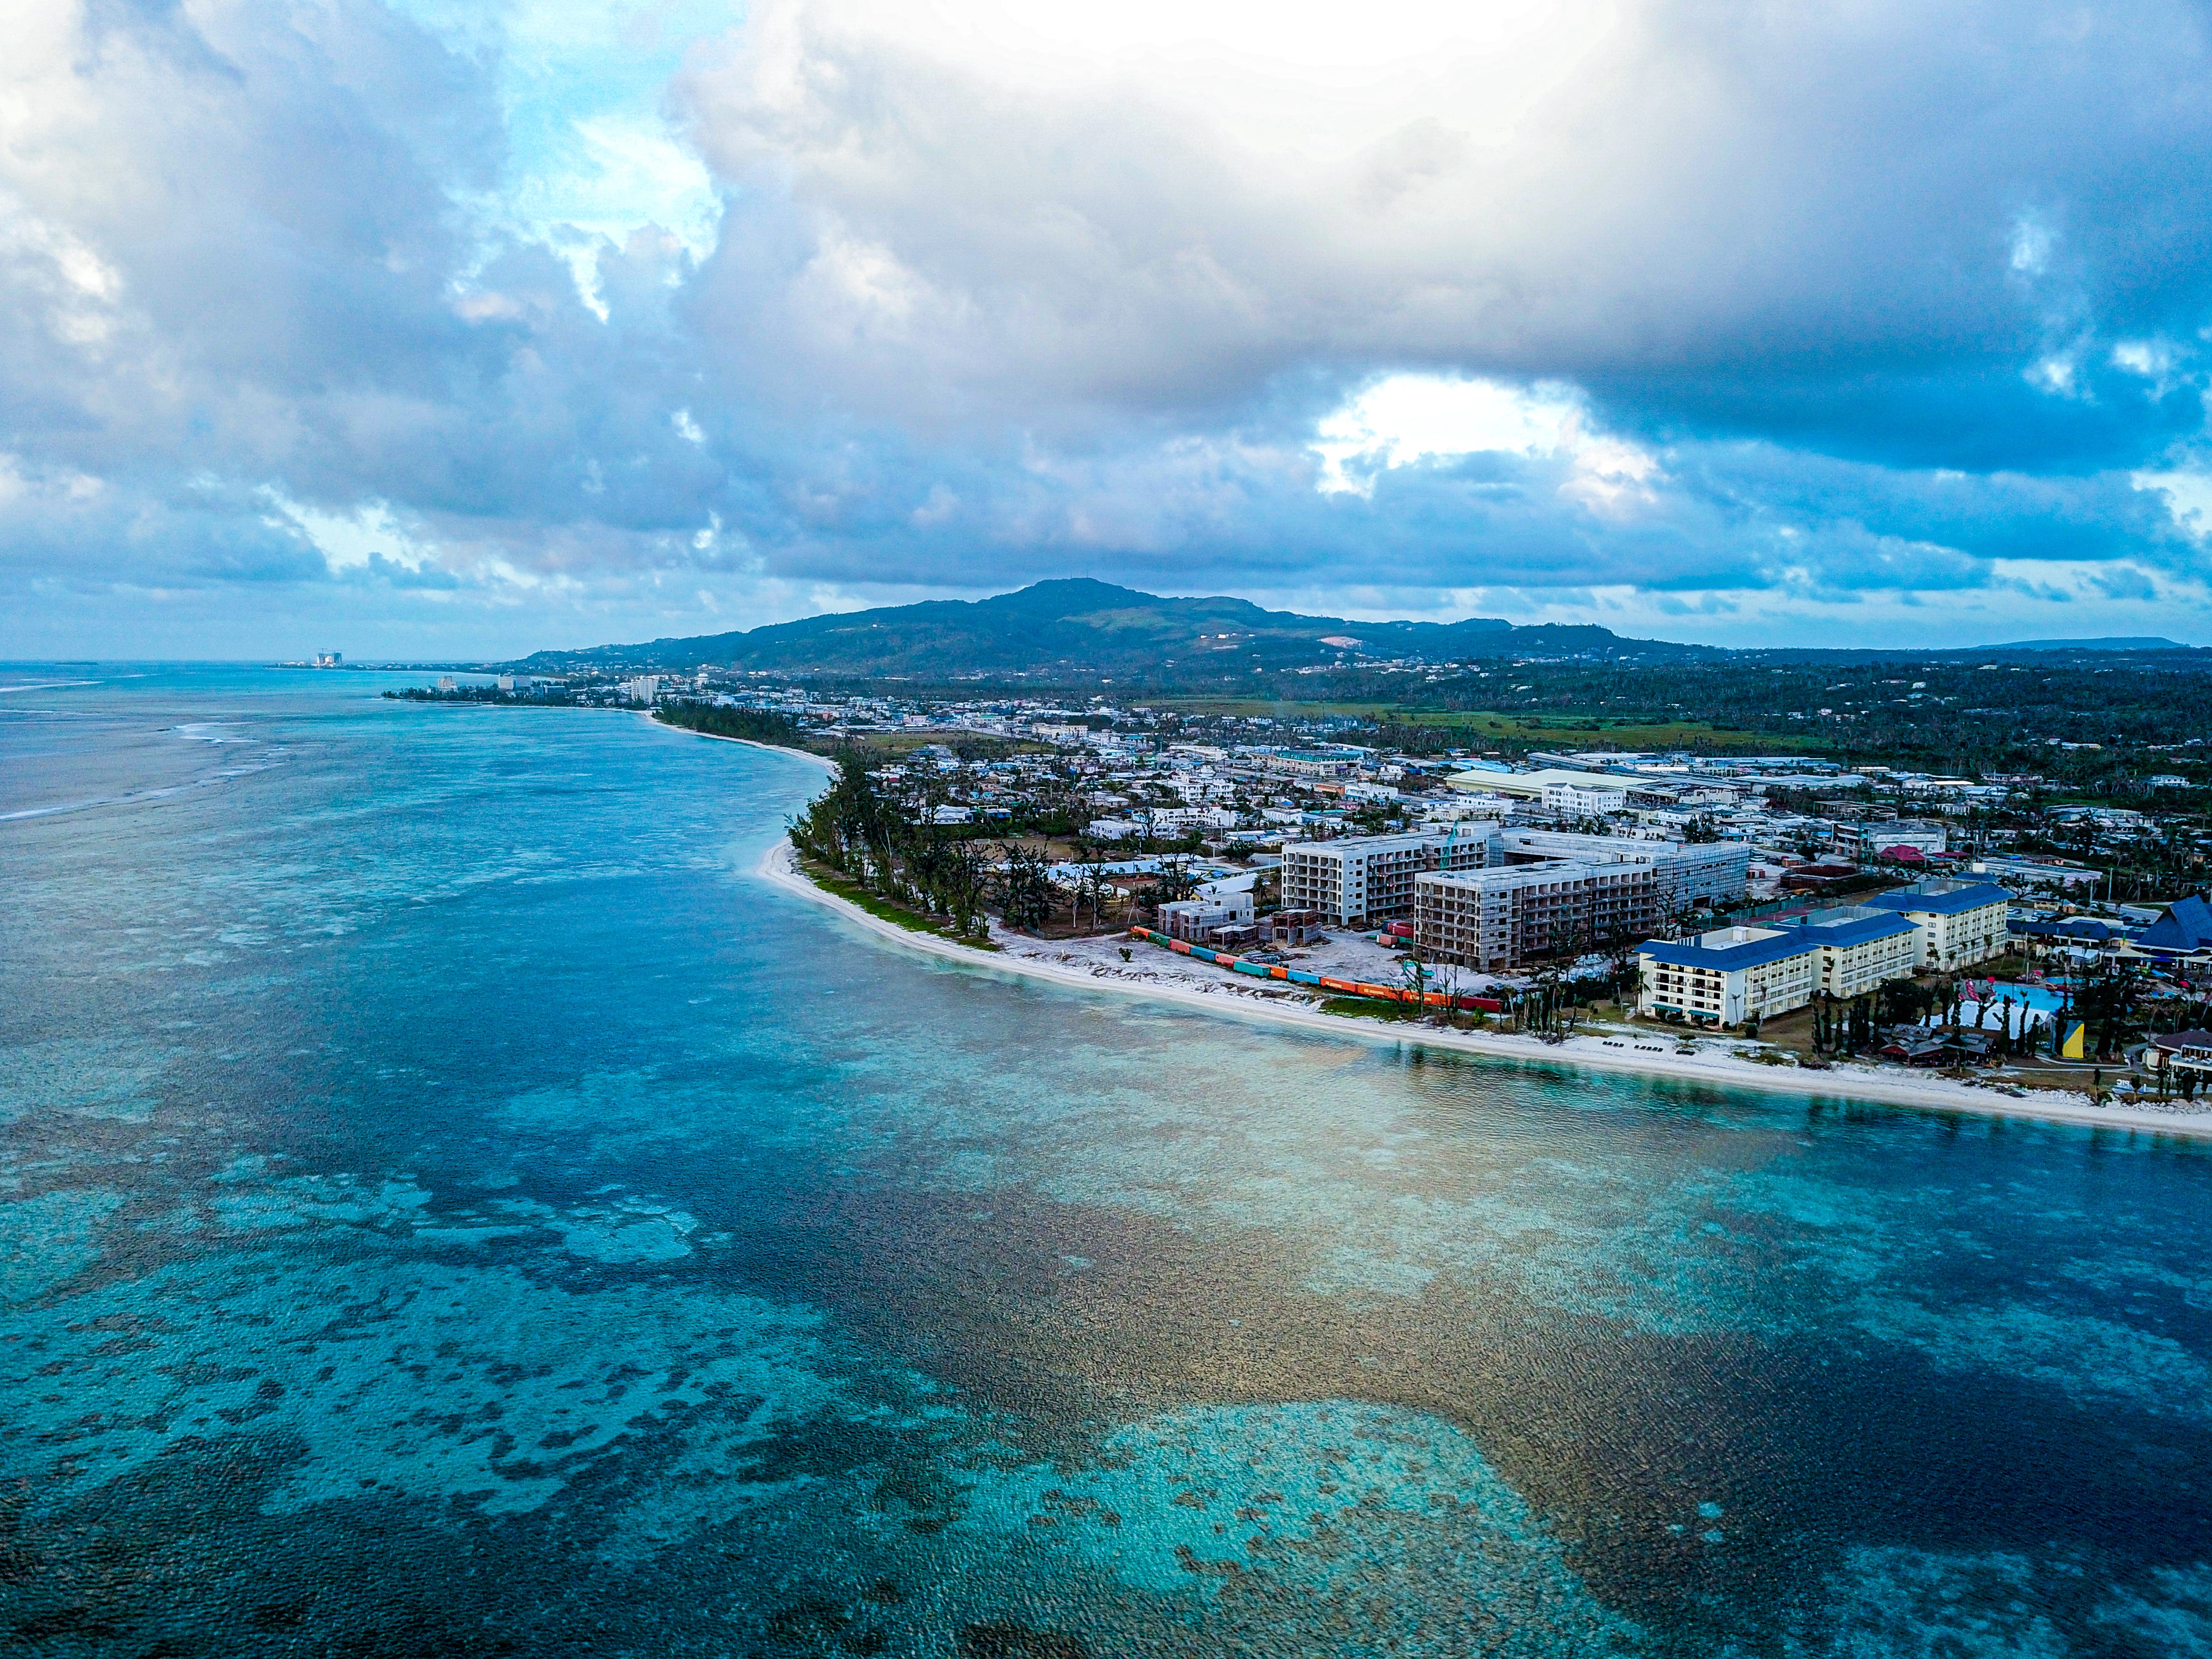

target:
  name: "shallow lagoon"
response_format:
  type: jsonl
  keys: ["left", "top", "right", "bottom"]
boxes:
{"left": 3, "top": 667, "right": 2210, "bottom": 1656}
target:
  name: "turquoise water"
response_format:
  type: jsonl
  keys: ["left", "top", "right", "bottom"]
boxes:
{"left": 4, "top": 667, "right": 2211, "bottom": 1656}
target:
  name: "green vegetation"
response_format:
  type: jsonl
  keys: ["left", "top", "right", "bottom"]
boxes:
{"left": 798, "top": 857, "right": 1000, "bottom": 950}
{"left": 1318, "top": 997, "right": 1430, "bottom": 1023}
{"left": 654, "top": 700, "right": 810, "bottom": 748}
{"left": 514, "top": 577, "right": 1663, "bottom": 680}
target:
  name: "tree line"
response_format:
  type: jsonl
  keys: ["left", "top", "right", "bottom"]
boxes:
{"left": 653, "top": 701, "right": 810, "bottom": 748}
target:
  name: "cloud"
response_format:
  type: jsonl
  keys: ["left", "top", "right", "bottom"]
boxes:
{"left": 677, "top": 0, "right": 2212, "bottom": 455}
{"left": 4, "top": 0, "right": 2212, "bottom": 655}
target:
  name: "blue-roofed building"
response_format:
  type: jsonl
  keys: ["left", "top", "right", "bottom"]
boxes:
{"left": 2131, "top": 895, "right": 2212, "bottom": 964}
{"left": 1636, "top": 925, "right": 1818, "bottom": 1027}
{"left": 1866, "top": 880, "right": 2011, "bottom": 969}
{"left": 1783, "top": 905, "right": 1921, "bottom": 999}
{"left": 2013, "top": 914, "right": 2131, "bottom": 947}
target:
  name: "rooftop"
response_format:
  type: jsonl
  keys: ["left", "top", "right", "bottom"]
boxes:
{"left": 1867, "top": 880, "right": 2010, "bottom": 916}
{"left": 2137, "top": 894, "right": 2212, "bottom": 953}
{"left": 1785, "top": 906, "right": 1919, "bottom": 948}
{"left": 1638, "top": 926, "right": 1818, "bottom": 972}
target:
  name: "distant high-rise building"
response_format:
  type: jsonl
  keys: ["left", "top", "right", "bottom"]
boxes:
{"left": 313, "top": 650, "right": 342, "bottom": 668}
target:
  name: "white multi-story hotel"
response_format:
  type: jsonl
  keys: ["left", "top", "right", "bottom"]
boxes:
{"left": 1866, "top": 880, "right": 2011, "bottom": 968}
{"left": 1636, "top": 926, "right": 1819, "bottom": 1027}
{"left": 1280, "top": 830, "right": 1495, "bottom": 927}
{"left": 1786, "top": 905, "right": 1921, "bottom": 999}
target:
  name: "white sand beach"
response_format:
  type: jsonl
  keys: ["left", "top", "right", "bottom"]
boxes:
{"left": 757, "top": 838, "right": 2212, "bottom": 1142}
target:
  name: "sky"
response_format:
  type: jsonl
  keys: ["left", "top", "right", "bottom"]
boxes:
{"left": 6, "top": 0, "right": 2212, "bottom": 659}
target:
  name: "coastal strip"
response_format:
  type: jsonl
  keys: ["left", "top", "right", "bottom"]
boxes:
{"left": 755, "top": 837, "right": 2212, "bottom": 1142}
{"left": 639, "top": 709, "right": 839, "bottom": 774}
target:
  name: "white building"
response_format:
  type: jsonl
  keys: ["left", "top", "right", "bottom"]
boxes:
{"left": 1833, "top": 820, "right": 1948, "bottom": 861}
{"left": 1543, "top": 783, "right": 1628, "bottom": 815}
{"left": 1148, "top": 805, "right": 1240, "bottom": 834}
{"left": 1636, "top": 927, "right": 1819, "bottom": 1027}
{"left": 1496, "top": 830, "right": 1750, "bottom": 911}
{"left": 1967, "top": 854, "right": 2101, "bottom": 898}
{"left": 1785, "top": 906, "right": 1921, "bottom": 999}
{"left": 1444, "top": 765, "right": 1632, "bottom": 801}
{"left": 1158, "top": 889, "right": 1257, "bottom": 943}
{"left": 625, "top": 675, "right": 661, "bottom": 704}
{"left": 1866, "top": 880, "right": 2011, "bottom": 969}
{"left": 1342, "top": 780, "right": 1401, "bottom": 804}
{"left": 1280, "top": 829, "right": 1495, "bottom": 927}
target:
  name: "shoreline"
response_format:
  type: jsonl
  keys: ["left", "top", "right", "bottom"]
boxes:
{"left": 754, "top": 837, "right": 2212, "bottom": 1142}
{"left": 638, "top": 709, "right": 839, "bottom": 774}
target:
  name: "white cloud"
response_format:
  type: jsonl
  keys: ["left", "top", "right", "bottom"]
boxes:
{"left": 258, "top": 492, "right": 436, "bottom": 575}
{"left": 1312, "top": 373, "right": 1660, "bottom": 510}
{"left": 2008, "top": 211, "right": 2056, "bottom": 276}
{"left": 2133, "top": 469, "right": 2212, "bottom": 541}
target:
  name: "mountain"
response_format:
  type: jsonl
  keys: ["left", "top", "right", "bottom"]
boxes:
{"left": 1963, "top": 637, "right": 2185, "bottom": 653}
{"left": 514, "top": 579, "right": 1713, "bottom": 679}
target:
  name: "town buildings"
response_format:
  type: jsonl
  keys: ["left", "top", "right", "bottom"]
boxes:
{"left": 1832, "top": 819, "right": 1948, "bottom": 860}
{"left": 1159, "top": 888, "right": 1258, "bottom": 944}
{"left": 1495, "top": 830, "right": 1750, "bottom": 912}
{"left": 1279, "top": 830, "right": 1495, "bottom": 927}
{"left": 1785, "top": 905, "right": 1922, "bottom": 999}
{"left": 1414, "top": 860, "right": 1659, "bottom": 972}
{"left": 1866, "top": 879, "right": 2011, "bottom": 968}
{"left": 1635, "top": 926, "right": 1820, "bottom": 1027}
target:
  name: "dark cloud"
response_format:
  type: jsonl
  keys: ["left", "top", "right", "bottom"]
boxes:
{"left": 4, "top": 0, "right": 2212, "bottom": 654}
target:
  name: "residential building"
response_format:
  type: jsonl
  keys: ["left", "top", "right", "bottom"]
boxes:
{"left": 1265, "top": 750, "right": 1357, "bottom": 778}
{"left": 1543, "top": 783, "right": 1628, "bottom": 814}
{"left": 1267, "top": 907, "right": 1327, "bottom": 947}
{"left": 1158, "top": 889, "right": 1256, "bottom": 943}
{"left": 1833, "top": 820, "right": 1947, "bottom": 861}
{"left": 1866, "top": 879, "right": 2011, "bottom": 968}
{"left": 2138, "top": 1030, "right": 2212, "bottom": 1085}
{"left": 1413, "top": 860, "right": 1657, "bottom": 972}
{"left": 1280, "top": 829, "right": 1495, "bottom": 927}
{"left": 1496, "top": 830, "right": 1750, "bottom": 911}
{"left": 1785, "top": 905, "right": 1920, "bottom": 999}
{"left": 1636, "top": 927, "right": 1819, "bottom": 1027}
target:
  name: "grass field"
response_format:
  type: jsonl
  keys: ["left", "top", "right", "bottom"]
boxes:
{"left": 1149, "top": 698, "right": 1829, "bottom": 754}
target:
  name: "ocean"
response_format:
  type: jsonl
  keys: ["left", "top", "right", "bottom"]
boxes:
{"left": 4, "top": 666, "right": 2209, "bottom": 1657}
